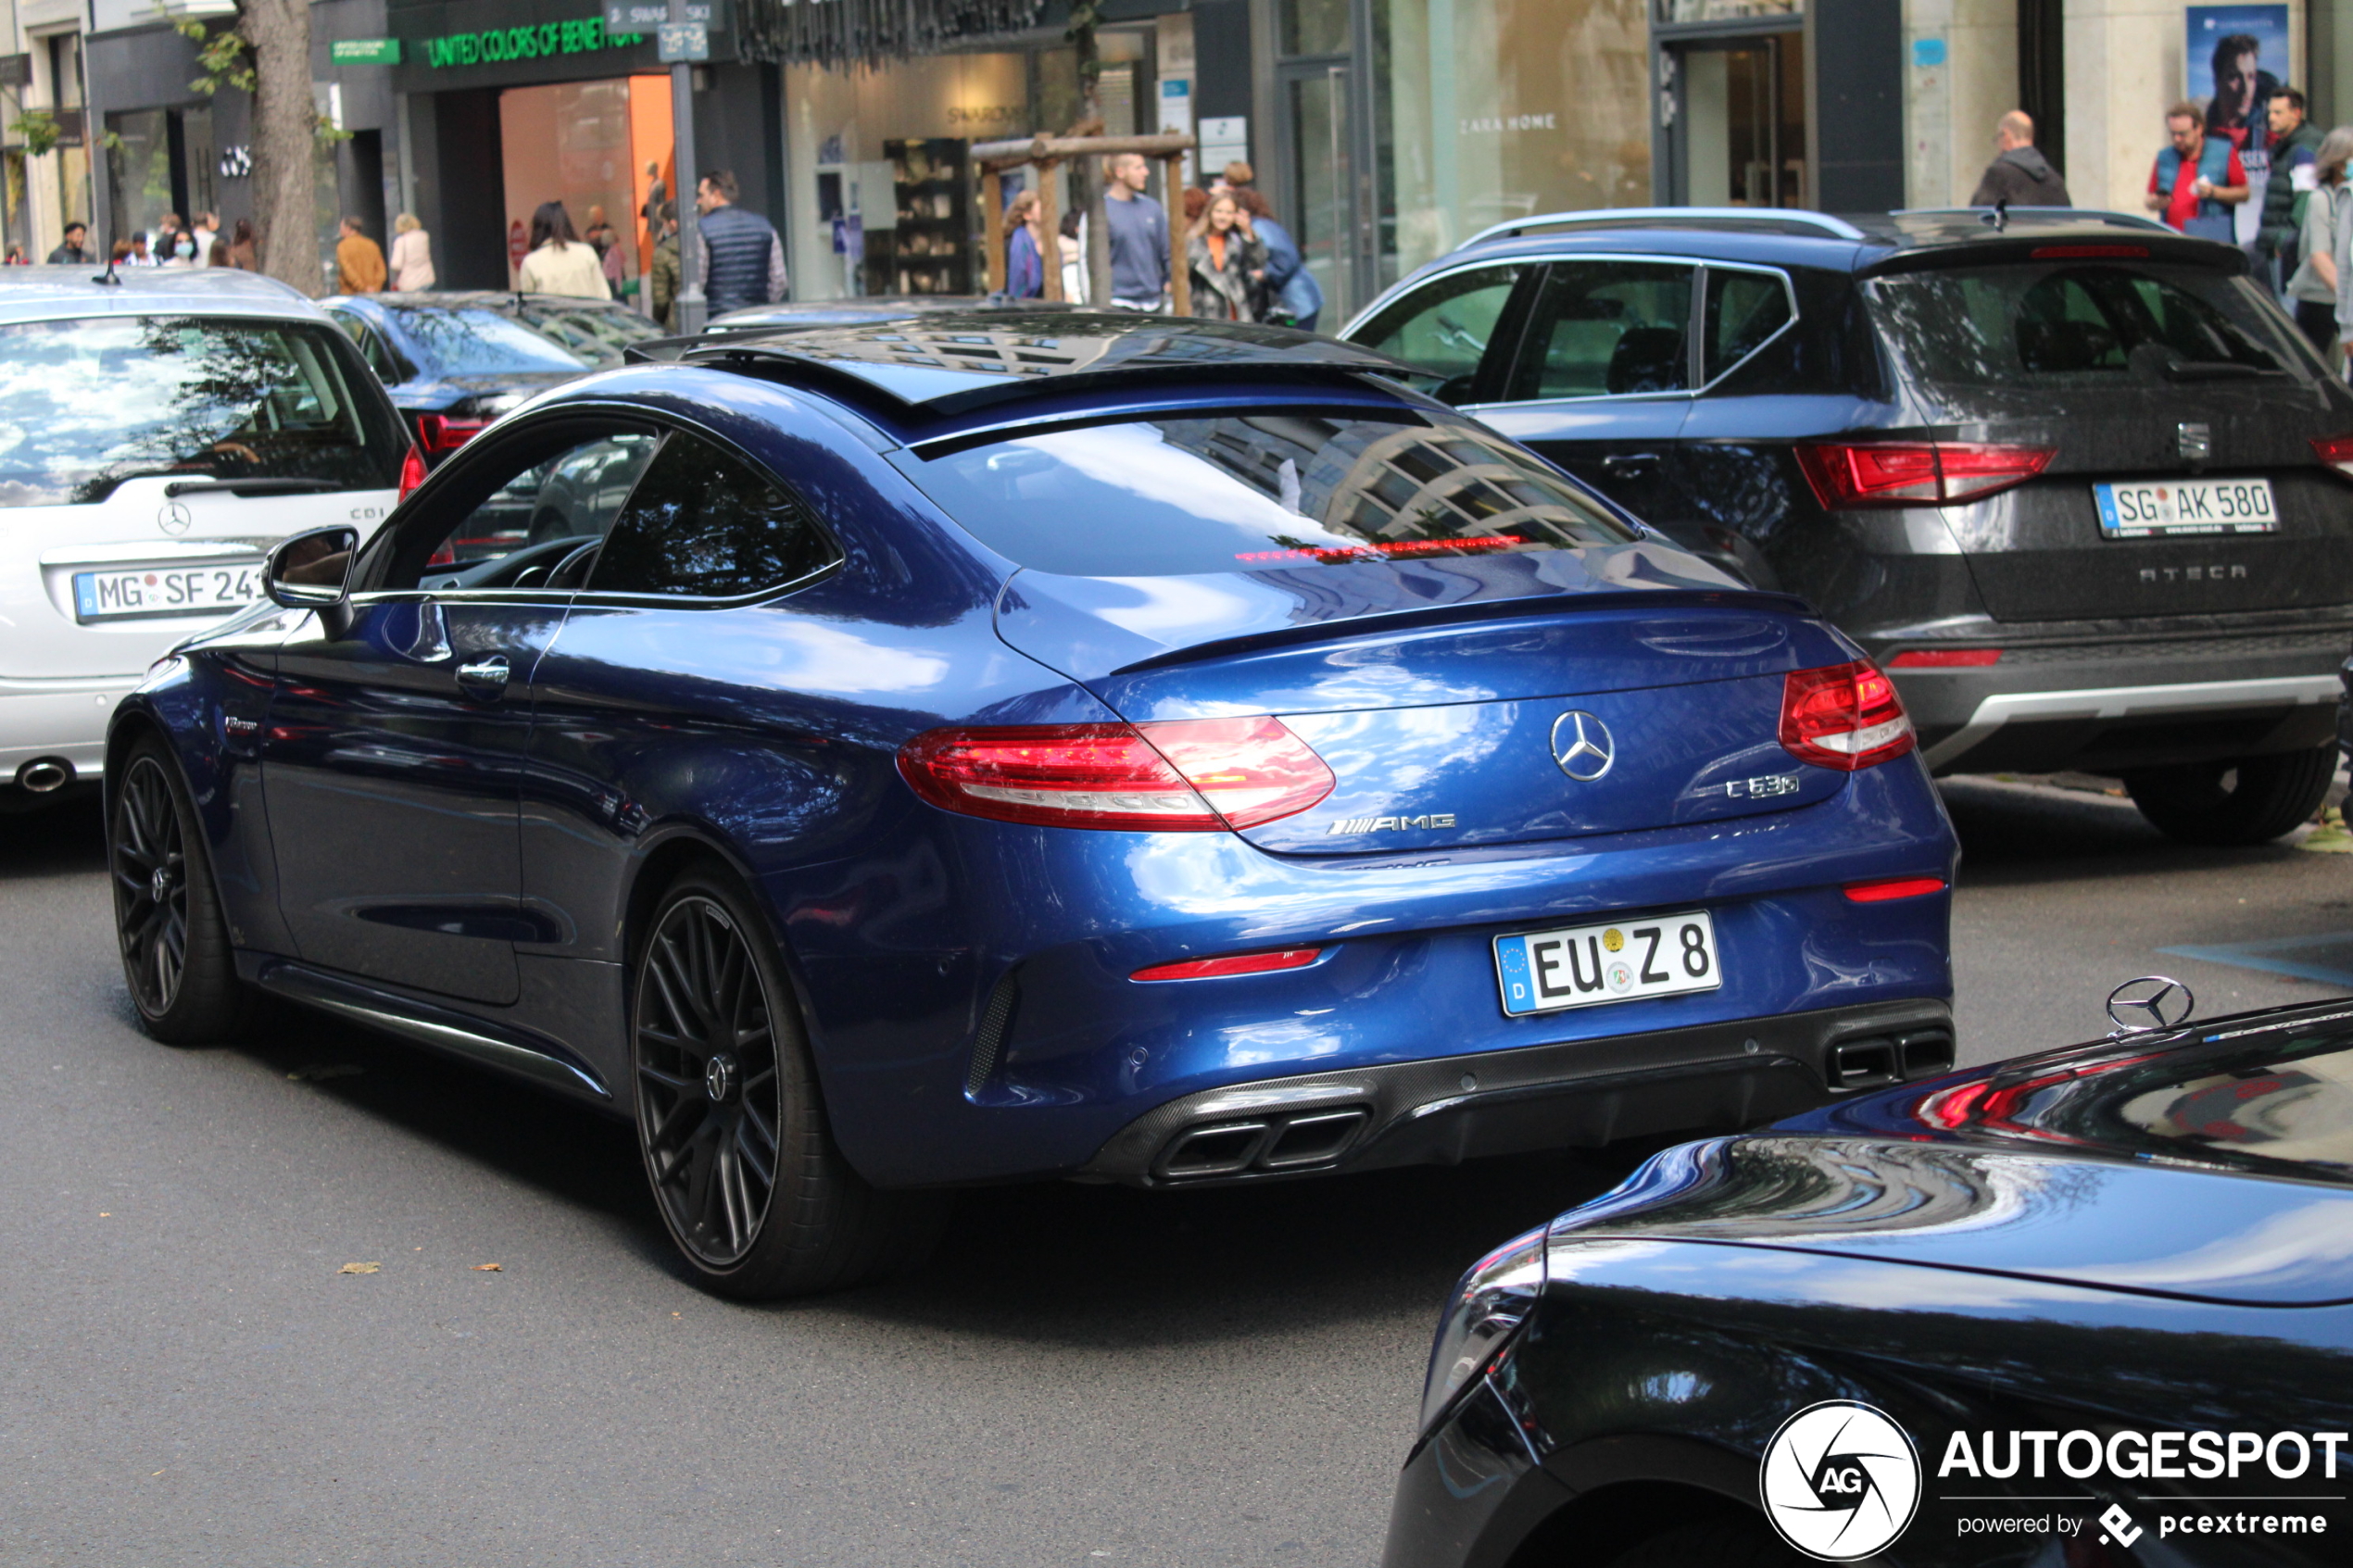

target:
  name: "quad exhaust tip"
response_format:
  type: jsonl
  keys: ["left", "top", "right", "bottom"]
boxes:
{"left": 15, "top": 758, "right": 73, "bottom": 794}
{"left": 1153, "top": 1107, "right": 1371, "bottom": 1181}
{"left": 1829, "top": 1028, "right": 1955, "bottom": 1089}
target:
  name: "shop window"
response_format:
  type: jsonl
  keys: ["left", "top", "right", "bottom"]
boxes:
{"left": 1507, "top": 260, "right": 1695, "bottom": 401}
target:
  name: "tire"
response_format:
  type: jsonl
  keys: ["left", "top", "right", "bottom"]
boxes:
{"left": 2122, "top": 745, "right": 2338, "bottom": 847}
{"left": 630, "top": 865, "right": 946, "bottom": 1299}
{"left": 108, "top": 734, "right": 257, "bottom": 1044}
{"left": 1600, "top": 1519, "right": 1809, "bottom": 1568}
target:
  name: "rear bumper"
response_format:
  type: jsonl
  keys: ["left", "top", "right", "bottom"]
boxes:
{"left": 1079, "top": 997, "right": 1954, "bottom": 1186}
{"left": 0, "top": 674, "right": 140, "bottom": 791}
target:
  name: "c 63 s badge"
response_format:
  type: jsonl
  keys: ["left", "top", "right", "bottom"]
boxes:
{"left": 1701, "top": 771, "right": 1801, "bottom": 801}
{"left": 1327, "top": 812, "right": 1457, "bottom": 835}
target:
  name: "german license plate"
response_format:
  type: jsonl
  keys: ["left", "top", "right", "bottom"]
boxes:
{"left": 72, "top": 561, "right": 265, "bottom": 622}
{"left": 1494, "top": 910, "right": 1721, "bottom": 1017}
{"left": 2093, "top": 477, "right": 2278, "bottom": 537}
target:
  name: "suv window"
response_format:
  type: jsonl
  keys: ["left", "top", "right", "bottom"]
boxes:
{"left": 1866, "top": 262, "right": 2309, "bottom": 389}
{"left": 396, "top": 430, "right": 659, "bottom": 592}
{"left": 586, "top": 433, "right": 839, "bottom": 599}
{"left": 1350, "top": 265, "right": 1524, "bottom": 397}
{"left": 902, "top": 408, "right": 1638, "bottom": 578}
{"left": 1506, "top": 260, "right": 1694, "bottom": 401}
{"left": 1703, "top": 269, "right": 1793, "bottom": 383}
{"left": 0, "top": 315, "right": 407, "bottom": 507}
{"left": 384, "top": 307, "right": 590, "bottom": 374}
{"left": 331, "top": 310, "right": 409, "bottom": 384}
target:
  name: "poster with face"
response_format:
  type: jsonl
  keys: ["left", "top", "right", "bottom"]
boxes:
{"left": 2187, "top": 5, "right": 2291, "bottom": 245}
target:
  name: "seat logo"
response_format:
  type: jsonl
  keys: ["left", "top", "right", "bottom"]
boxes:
{"left": 1759, "top": 1400, "right": 1920, "bottom": 1561}
{"left": 1549, "top": 711, "right": 1614, "bottom": 782}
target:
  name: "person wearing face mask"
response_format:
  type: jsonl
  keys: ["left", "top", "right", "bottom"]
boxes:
{"left": 160, "top": 230, "right": 200, "bottom": 268}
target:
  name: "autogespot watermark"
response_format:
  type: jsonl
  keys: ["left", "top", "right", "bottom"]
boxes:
{"left": 1760, "top": 1401, "right": 2348, "bottom": 1562}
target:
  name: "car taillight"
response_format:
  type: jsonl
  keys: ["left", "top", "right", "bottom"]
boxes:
{"left": 1795, "top": 441, "right": 2055, "bottom": 508}
{"left": 2311, "top": 434, "right": 2353, "bottom": 481}
{"left": 397, "top": 445, "right": 428, "bottom": 502}
{"left": 417, "top": 413, "right": 490, "bottom": 454}
{"left": 1780, "top": 660, "right": 1915, "bottom": 771}
{"left": 1843, "top": 875, "right": 1948, "bottom": 903}
{"left": 1888, "top": 648, "right": 2001, "bottom": 668}
{"left": 896, "top": 717, "right": 1334, "bottom": 832}
{"left": 1131, "top": 948, "right": 1323, "bottom": 982}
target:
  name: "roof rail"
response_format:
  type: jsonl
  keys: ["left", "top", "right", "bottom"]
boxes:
{"left": 1892, "top": 206, "right": 2172, "bottom": 233}
{"left": 1460, "top": 207, "right": 1869, "bottom": 249}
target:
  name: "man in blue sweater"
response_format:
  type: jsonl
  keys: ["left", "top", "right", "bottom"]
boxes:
{"left": 1102, "top": 153, "right": 1169, "bottom": 311}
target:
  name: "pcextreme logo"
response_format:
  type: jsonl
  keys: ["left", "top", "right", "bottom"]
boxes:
{"left": 1759, "top": 1400, "right": 1923, "bottom": 1562}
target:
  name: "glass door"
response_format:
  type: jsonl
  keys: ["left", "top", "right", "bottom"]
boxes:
{"left": 1281, "top": 61, "right": 1357, "bottom": 321}
{"left": 1668, "top": 31, "right": 1805, "bottom": 207}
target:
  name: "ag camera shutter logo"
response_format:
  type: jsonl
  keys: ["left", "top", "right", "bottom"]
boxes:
{"left": 1759, "top": 1400, "right": 1922, "bottom": 1561}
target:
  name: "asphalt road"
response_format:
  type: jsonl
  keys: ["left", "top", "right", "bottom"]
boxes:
{"left": 3, "top": 778, "right": 2347, "bottom": 1567}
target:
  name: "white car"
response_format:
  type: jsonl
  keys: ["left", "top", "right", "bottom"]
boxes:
{"left": 0, "top": 267, "right": 412, "bottom": 806}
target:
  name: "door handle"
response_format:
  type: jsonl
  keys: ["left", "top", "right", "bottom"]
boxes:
{"left": 455, "top": 656, "right": 511, "bottom": 698}
{"left": 1602, "top": 453, "right": 1660, "bottom": 477}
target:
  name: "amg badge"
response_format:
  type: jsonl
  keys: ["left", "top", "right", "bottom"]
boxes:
{"left": 1327, "top": 812, "right": 1458, "bottom": 834}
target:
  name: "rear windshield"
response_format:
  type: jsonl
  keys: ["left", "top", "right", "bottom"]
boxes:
{"left": 516, "top": 304, "right": 665, "bottom": 368}
{"left": 903, "top": 409, "right": 1639, "bottom": 577}
{"left": 389, "top": 307, "right": 591, "bottom": 373}
{"left": 1866, "top": 261, "right": 2313, "bottom": 390}
{"left": 0, "top": 315, "right": 407, "bottom": 507}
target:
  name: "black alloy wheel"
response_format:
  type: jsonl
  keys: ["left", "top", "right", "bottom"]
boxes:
{"left": 630, "top": 867, "right": 947, "bottom": 1298}
{"left": 2121, "top": 743, "right": 2339, "bottom": 847}
{"left": 109, "top": 736, "right": 255, "bottom": 1043}
{"left": 635, "top": 890, "right": 784, "bottom": 1268}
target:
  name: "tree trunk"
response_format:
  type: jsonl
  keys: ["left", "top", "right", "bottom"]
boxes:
{"left": 240, "top": 0, "right": 321, "bottom": 295}
{"left": 1068, "top": 9, "right": 1114, "bottom": 308}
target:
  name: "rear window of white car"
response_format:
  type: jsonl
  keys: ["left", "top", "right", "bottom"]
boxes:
{"left": 0, "top": 315, "right": 407, "bottom": 507}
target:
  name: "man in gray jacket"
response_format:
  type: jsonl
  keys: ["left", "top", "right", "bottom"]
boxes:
{"left": 1969, "top": 112, "right": 2071, "bottom": 208}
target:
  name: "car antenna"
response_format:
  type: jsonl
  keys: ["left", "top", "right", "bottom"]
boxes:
{"left": 91, "top": 229, "right": 121, "bottom": 287}
{"left": 1988, "top": 199, "right": 2009, "bottom": 232}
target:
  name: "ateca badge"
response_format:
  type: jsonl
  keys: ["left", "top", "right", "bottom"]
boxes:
{"left": 1759, "top": 1400, "right": 1922, "bottom": 1561}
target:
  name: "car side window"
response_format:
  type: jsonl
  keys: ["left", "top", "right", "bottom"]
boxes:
{"left": 384, "top": 429, "right": 660, "bottom": 592}
{"left": 585, "top": 432, "right": 840, "bottom": 600}
{"left": 1504, "top": 260, "right": 1695, "bottom": 401}
{"left": 330, "top": 310, "right": 405, "bottom": 383}
{"left": 1703, "top": 270, "right": 1793, "bottom": 383}
{"left": 1350, "top": 265, "right": 1524, "bottom": 402}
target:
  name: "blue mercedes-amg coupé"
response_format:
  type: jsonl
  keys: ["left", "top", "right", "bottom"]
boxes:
{"left": 106, "top": 312, "right": 1957, "bottom": 1297}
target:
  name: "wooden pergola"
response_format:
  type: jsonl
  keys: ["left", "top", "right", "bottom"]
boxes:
{"left": 970, "top": 131, "right": 1195, "bottom": 316}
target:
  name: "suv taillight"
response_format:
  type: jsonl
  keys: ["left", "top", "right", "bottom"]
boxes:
{"left": 1780, "top": 660, "right": 1915, "bottom": 771}
{"left": 396, "top": 445, "right": 428, "bottom": 502}
{"left": 1796, "top": 441, "right": 2056, "bottom": 508}
{"left": 897, "top": 718, "right": 1335, "bottom": 832}
{"left": 2312, "top": 434, "right": 2353, "bottom": 482}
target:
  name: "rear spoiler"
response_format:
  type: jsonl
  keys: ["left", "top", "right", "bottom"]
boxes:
{"left": 1858, "top": 229, "right": 2247, "bottom": 279}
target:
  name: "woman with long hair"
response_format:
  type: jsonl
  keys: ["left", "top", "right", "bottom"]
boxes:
{"left": 1232, "top": 188, "right": 1323, "bottom": 332}
{"left": 1003, "top": 190, "right": 1045, "bottom": 299}
{"left": 2296, "top": 126, "right": 2353, "bottom": 358}
{"left": 225, "top": 219, "right": 258, "bottom": 270}
{"left": 1185, "top": 188, "right": 1265, "bottom": 320}
{"left": 516, "top": 201, "right": 609, "bottom": 298}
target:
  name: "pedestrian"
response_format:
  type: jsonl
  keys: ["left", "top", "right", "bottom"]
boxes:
{"left": 585, "top": 205, "right": 617, "bottom": 257}
{"left": 1187, "top": 189, "right": 1265, "bottom": 320}
{"left": 154, "top": 213, "right": 183, "bottom": 262}
{"left": 123, "top": 233, "right": 154, "bottom": 267}
{"left": 1059, "top": 208, "right": 1088, "bottom": 304}
{"left": 1003, "top": 190, "right": 1045, "bottom": 298}
{"left": 45, "top": 221, "right": 91, "bottom": 265}
{"left": 2258, "top": 89, "right": 2326, "bottom": 286}
{"left": 648, "top": 201, "right": 682, "bottom": 331}
{"left": 1234, "top": 189, "right": 1322, "bottom": 331}
{"left": 641, "top": 161, "right": 668, "bottom": 235}
{"left": 694, "top": 169, "right": 786, "bottom": 317}
{"left": 1214, "top": 159, "right": 1254, "bottom": 196}
{"left": 1102, "top": 151, "right": 1169, "bottom": 311}
{"left": 2290, "top": 128, "right": 2353, "bottom": 355}
{"left": 386, "top": 212, "right": 435, "bottom": 292}
{"left": 3, "top": 244, "right": 26, "bottom": 266}
{"left": 189, "top": 211, "right": 220, "bottom": 266}
{"left": 2146, "top": 102, "right": 2247, "bottom": 240}
{"left": 516, "top": 201, "right": 610, "bottom": 298}
{"left": 333, "top": 216, "right": 386, "bottom": 293}
{"left": 1969, "top": 111, "right": 2070, "bottom": 208}
{"left": 224, "top": 218, "right": 258, "bottom": 271}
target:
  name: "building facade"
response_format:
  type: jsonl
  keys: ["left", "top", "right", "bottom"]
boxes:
{"left": 6, "top": 0, "right": 2353, "bottom": 306}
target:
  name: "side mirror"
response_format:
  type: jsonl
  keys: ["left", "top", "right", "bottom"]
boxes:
{"left": 265, "top": 525, "right": 359, "bottom": 637}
